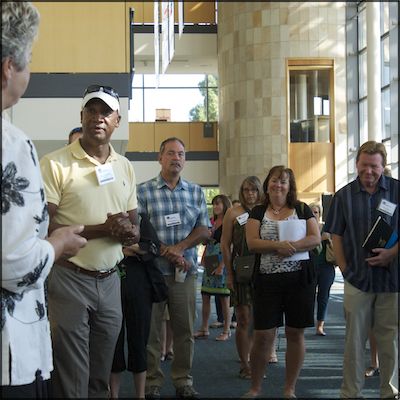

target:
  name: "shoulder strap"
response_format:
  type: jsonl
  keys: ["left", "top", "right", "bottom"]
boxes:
{"left": 295, "top": 202, "right": 305, "bottom": 219}
{"left": 240, "top": 205, "right": 266, "bottom": 256}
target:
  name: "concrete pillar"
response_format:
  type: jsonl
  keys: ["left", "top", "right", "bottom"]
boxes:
{"left": 217, "top": 2, "right": 347, "bottom": 197}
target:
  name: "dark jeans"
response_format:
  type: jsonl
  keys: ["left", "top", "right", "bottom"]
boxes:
{"left": 316, "top": 264, "right": 335, "bottom": 321}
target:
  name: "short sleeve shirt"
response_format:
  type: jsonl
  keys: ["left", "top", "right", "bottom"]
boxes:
{"left": 137, "top": 174, "right": 209, "bottom": 275}
{"left": 324, "top": 175, "right": 399, "bottom": 292}
{"left": 2, "top": 118, "right": 54, "bottom": 385}
{"left": 40, "top": 140, "right": 138, "bottom": 271}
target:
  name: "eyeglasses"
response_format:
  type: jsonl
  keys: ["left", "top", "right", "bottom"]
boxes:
{"left": 84, "top": 85, "right": 119, "bottom": 100}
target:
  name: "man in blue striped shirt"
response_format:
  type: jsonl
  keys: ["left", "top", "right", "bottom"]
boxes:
{"left": 325, "top": 141, "right": 398, "bottom": 399}
{"left": 137, "top": 137, "right": 209, "bottom": 399}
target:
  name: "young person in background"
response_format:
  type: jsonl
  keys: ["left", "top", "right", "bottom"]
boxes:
{"left": 194, "top": 195, "right": 232, "bottom": 341}
{"left": 309, "top": 202, "right": 336, "bottom": 336}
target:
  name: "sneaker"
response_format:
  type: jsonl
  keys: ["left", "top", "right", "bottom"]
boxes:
{"left": 176, "top": 385, "right": 200, "bottom": 399}
{"left": 145, "top": 386, "right": 161, "bottom": 399}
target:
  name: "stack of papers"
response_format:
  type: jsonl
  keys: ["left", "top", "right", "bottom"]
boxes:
{"left": 278, "top": 219, "right": 310, "bottom": 261}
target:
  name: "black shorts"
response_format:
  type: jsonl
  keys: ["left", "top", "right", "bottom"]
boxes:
{"left": 253, "top": 271, "right": 315, "bottom": 330}
{"left": 111, "top": 258, "right": 153, "bottom": 373}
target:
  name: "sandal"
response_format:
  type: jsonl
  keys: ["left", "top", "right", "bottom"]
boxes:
{"left": 215, "top": 331, "right": 231, "bottom": 341}
{"left": 193, "top": 330, "right": 210, "bottom": 339}
{"left": 269, "top": 355, "right": 278, "bottom": 364}
{"left": 165, "top": 351, "right": 174, "bottom": 361}
{"left": 365, "top": 366, "right": 379, "bottom": 377}
{"left": 239, "top": 367, "right": 266, "bottom": 380}
{"left": 239, "top": 367, "right": 251, "bottom": 380}
{"left": 210, "top": 321, "right": 224, "bottom": 329}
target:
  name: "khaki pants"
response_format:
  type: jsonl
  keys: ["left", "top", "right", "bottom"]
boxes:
{"left": 341, "top": 281, "right": 398, "bottom": 399}
{"left": 146, "top": 274, "right": 197, "bottom": 389}
{"left": 48, "top": 264, "right": 122, "bottom": 398}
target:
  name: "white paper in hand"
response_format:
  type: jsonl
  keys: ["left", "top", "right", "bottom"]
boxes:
{"left": 277, "top": 219, "right": 310, "bottom": 261}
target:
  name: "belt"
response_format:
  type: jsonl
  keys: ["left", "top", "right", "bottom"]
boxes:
{"left": 57, "top": 259, "right": 117, "bottom": 279}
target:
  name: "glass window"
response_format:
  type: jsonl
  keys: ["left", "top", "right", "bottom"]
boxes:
{"left": 383, "top": 139, "right": 392, "bottom": 169}
{"left": 348, "top": 1, "right": 397, "bottom": 178}
{"left": 382, "top": 88, "right": 390, "bottom": 140}
{"left": 129, "top": 74, "right": 218, "bottom": 122}
{"left": 380, "top": 2, "right": 389, "bottom": 35}
{"left": 203, "top": 187, "right": 220, "bottom": 219}
{"left": 289, "top": 68, "right": 332, "bottom": 143}
{"left": 358, "top": 51, "right": 367, "bottom": 99}
{"left": 359, "top": 98, "right": 368, "bottom": 144}
{"left": 381, "top": 36, "right": 390, "bottom": 87}
{"left": 358, "top": 5, "right": 367, "bottom": 50}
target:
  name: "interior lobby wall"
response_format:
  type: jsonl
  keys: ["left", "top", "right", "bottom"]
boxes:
{"left": 217, "top": 2, "right": 347, "bottom": 198}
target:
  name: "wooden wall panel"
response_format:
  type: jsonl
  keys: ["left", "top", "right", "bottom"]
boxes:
{"left": 142, "top": 2, "right": 155, "bottom": 23}
{"left": 184, "top": 2, "right": 215, "bottom": 23}
{"left": 289, "top": 143, "right": 313, "bottom": 192}
{"left": 128, "top": 123, "right": 155, "bottom": 151}
{"left": 128, "top": 2, "right": 144, "bottom": 23}
{"left": 154, "top": 122, "right": 190, "bottom": 150}
{"left": 289, "top": 142, "right": 335, "bottom": 196}
{"left": 311, "top": 143, "right": 335, "bottom": 193}
{"left": 32, "top": 2, "right": 127, "bottom": 73}
{"left": 128, "top": 122, "right": 219, "bottom": 152}
{"left": 189, "top": 122, "right": 218, "bottom": 151}
{"left": 135, "top": 2, "right": 215, "bottom": 24}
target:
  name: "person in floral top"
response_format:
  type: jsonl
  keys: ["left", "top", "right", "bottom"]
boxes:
{"left": 1, "top": 2, "right": 86, "bottom": 397}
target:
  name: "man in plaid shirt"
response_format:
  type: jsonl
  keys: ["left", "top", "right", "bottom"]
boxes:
{"left": 137, "top": 137, "right": 209, "bottom": 399}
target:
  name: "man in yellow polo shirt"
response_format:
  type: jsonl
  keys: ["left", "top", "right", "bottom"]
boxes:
{"left": 40, "top": 85, "right": 140, "bottom": 398}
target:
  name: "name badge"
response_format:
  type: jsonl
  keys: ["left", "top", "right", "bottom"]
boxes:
{"left": 236, "top": 212, "right": 249, "bottom": 226}
{"left": 377, "top": 199, "right": 397, "bottom": 217}
{"left": 165, "top": 213, "right": 181, "bottom": 227}
{"left": 95, "top": 164, "right": 116, "bottom": 186}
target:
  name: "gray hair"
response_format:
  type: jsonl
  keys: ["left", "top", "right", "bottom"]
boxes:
{"left": 2, "top": 2, "right": 40, "bottom": 71}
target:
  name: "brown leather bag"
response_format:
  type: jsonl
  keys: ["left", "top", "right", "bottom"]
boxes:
{"left": 233, "top": 255, "right": 255, "bottom": 284}
{"left": 325, "top": 239, "right": 336, "bottom": 264}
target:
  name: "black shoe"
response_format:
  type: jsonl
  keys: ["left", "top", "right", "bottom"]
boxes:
{"left": 145, "top": 385, "right": 161, "bottom": 399}
{"left": 176, "top": 385, "right": 200, "bottom": 399}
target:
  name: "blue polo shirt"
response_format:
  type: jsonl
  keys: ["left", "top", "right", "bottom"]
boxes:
{"left": 137, "top": 174, "right": 210, "bottom": 276}
{"left": 325, "top": 175, "right": 399, "bottom": 293}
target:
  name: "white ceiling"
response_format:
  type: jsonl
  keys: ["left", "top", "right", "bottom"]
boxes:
{"left": 133, "top": 32, "right": 218, "bottom": 75}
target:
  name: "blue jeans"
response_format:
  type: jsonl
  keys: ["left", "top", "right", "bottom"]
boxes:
{"left": 316, "top": 264, "right": 335, "bottom": 321}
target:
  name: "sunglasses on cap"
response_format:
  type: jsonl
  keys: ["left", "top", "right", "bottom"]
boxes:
{"left": 83, "top": 85, "right": 119, "bottom": 100}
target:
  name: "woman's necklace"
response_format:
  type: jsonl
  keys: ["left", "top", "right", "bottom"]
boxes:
{"left": 270, "top": 204, "right": 285, "bottom": 215}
